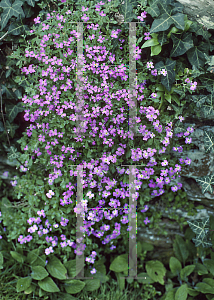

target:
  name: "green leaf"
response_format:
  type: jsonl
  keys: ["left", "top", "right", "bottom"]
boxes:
{"left": 195, "top": 282, "right": 214, "bottom": 294}
{"left": 31, "top": 266, "right": 49, "bottom": 280}
{"left": 141, "top": 37, "right": 160, "bottom": 49}
{"left": 64, "top": 279, "right": 85, "bottom": 294}
{"left": 109, "top": 254, "right": 128, "bottom": 273}
{"left": 135, "top": 272, "right": 155, "bottom": 284}
{"left": 173, "top": 235, "right": 189, "bottom": 266}
{"left": 0, "top": 84, "right": 16, "bottom": 99}
{"left": 169, "top": 256, "right": 182, "bottom": 276}
{"left": 165, "top": 289, "right": 176, "bottom": 300}
{"left": 149, "top": 1, "right": 185, "bottom": 34}
{"left": 170, "top": 32, "right": 194, "bottom": 57}
{"left": 16, "top": 277, "right": 32, "bottom": 293}
{"left": 23, "top": 284, "right": 34, "bottom": 294}
{"left": 31, "top": 254, "right": 47, "bottom": 267}
{"left": 186, "top": 42, "right": 208, "bottom": 70}
{"left": 151, "top": 44, "right": 162, "bottom": 56}
{"left": 25, "top": 0, "right": 35, "bottom": 7}
{"left": 0, "top": 0, "right": 25, "bottom": 31}
{"left": 5, "top": 120, "right": 19, "bottom": 138}
{"left": 26, "top": 248, "right": 40, "bottom": 264}
{"left": 187, "top": 217, "right": 212, "bottom": 248}
{"left": 46, "top": 255, "right": 67, "bottom": 280}
{"left": 10, "top": 251, "right": 26, "bottom": 263}
{"left": 145, "top": 260, "right": 166, "bottom": 285}
{"left": 115, "top": 272, "right": 125, "bottom": 291}
{"left": 175, "top": 284, "right": 188, "bottom": 300}
{"left": 83, "top": 278, "right": 100, "bottom": 292}
{"left": 38, "top": 277, "right": 60, "bottom": 293}
{"left": 119, "top": 0, "right": 136, "bottom": 23}
{"left": 180, "top": 265, "right": 195, "bottom": 281}
{"left": 5, "top": 102, "right": 24, "bottom": 123}
{"left": 203, "top": 259, "right": 214, "bottom": 276}
{"left": 165, "top": 93, "right": 171, "bottom": 103}
{"left": 193, "top": 263, "right": 208, "bottom": 276}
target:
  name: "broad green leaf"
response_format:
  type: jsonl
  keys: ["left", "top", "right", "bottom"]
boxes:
{"left": 46, "top": 255, "right": 67, "bottom": 280}
{"left": 5, "top": 120, "right": 19, "bottom": 138}
{"left": 23, "top": 284, "right": 33, "bottom": 294}
{"left": 64, "top": 279, "right": 85, "bottom": 294}
{"left": 25, "top": 0, "right": 35, "bottom": 7}
{"left": 141, "top": 37, "right": 160, "bottom": 49}
{"left": 31, "top": 254, "right": 46, "bottom": 267}
{"left": 0, "top": 0, "right": 25, "bottom": 31}
{"left": 119, "top": 0, "right": 136, "bottom": 23}
{"left": 203, "top": 259, "right": 214, "bottom": 276}
{"left": 16, "top": 277, "right": 32, "bottom": 293}
{"left": 38, "top": 277, "right": 60, "bottom": 293}
{"left": 10, "top": 251, "right": 26, "bottom": 263}
{"left": 151, "top": 44, "right": 162, "bottom": 56}
{"left": 180, "top": 265, "right": 195, "bottom": 281}
{"left": 170, "top": 32, "right": 194, "bottom": 57}
{"left": 195, "top": 282, "right": 214, "bottom": 294}
{"left": 149, "top": 1, "right": 185, "bottom": 34}
{"left": 145, "top": 260, "right": 166, "bottom": 285}
{"left": 186, "top": 42, "right": 208, "bottom": 70}
{"left": 175, "top": 284, "right": 188, "bottom": 300}
{"left": 109, "top": 254, "right": 128, "bottom": 273}
{"left": 5, "top": 102, "right": 24, "bottom": 123}
{"left": 169, "top": 256, "right": 182, "bottom": 276}
{"left": 135, "top": 272, "right": 155, "bottom": 284}
{"left": 83, "top": 278, "right": 100, "bottom": 292}
{"left": 173, "top": 235, "right": 189, "bottom": 265}
{"left": 193, "top": 263, "right": 208, "bottom": 276}
{"left": 26, "top": 248, "right": 40, "bottom": 264}
{"left": 31, "top": 266, "right": 49, "bottom": 280}
{"left": 165, "top": 289, "right": 176, "bottom": 300}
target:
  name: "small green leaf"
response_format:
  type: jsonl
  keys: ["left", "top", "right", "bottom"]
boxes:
{"left": 64, "top": 279, "right": 85, "bottom": 294}
{"left": 169, "top": 256, "right": 182, "bottom": 276}
{"left": 10, "top": 251, "right": 26, "bottom": 263}
{"left": 17, "top": 277, "right": 32, "bottom": 293}
{"left": 180, "top": 265, "right": 195, "bottom": 281}
{"left": 31, "top": 266, "right": 49, "bottom": 280}
{"left": 175, "top": 284, "right": 188, "bottom": 300}
{"left": 38, "top": 277, "right": 60, "bottom": 293}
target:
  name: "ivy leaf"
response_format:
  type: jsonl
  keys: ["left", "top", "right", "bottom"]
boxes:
{"left": 204, "top": 130, "right": 214, "bottom": 154}
{"left": 0, "top": 0, "right": 25, "bottom": 31}
{"left": 195, "top": 175, "right": 214, "bottom": 194}
{"left": 187, "top": 218, "right": 213, "bottom": 248}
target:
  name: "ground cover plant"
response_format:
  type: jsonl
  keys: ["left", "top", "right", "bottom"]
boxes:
{"left": 0, "top": 0, "right": 214, "bottom": 299}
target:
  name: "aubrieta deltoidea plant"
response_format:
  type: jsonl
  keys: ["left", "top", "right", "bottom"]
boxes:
{"left": 2, "top": 0, "right": 198, "bottom": 279}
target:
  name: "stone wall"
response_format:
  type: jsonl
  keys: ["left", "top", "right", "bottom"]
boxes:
{"left": 176, "top": 0, "right": 214, "bottom": 30}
